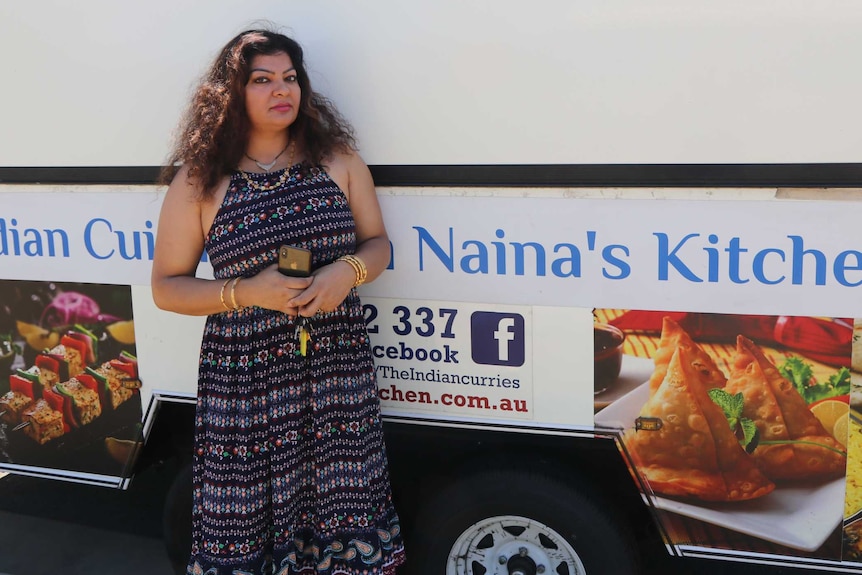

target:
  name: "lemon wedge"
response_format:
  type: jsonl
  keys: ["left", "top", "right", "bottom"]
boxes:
{"left": 16, "top": 320, "right": 60, "bottom": 351}
{"left": 833, "top": 412, "right": 850, "bottom": 448}
{"left": 106, "top": 320, "right": 136, "bottom": 345}
{"left": 105, "top": 437, "right": 142, "bottom": 464}
{"left": 811, "top": 398, "right": 850, "bottom": 439}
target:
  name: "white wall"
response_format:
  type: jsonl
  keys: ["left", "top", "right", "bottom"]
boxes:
{"left": 1, "top": 0, "right": 860, "bottom": 166}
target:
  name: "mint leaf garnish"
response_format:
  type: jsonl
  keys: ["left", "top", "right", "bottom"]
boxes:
{"left": 709, "top": 385, "right": 845, "bottom": 458}
{"left": 740, "top": 419, "right": 760, "bottom": 453}
{"left": 708, "top": 388, "right": 743, "bottom": 427}
{"left": 708, "top": 388, "right": 759, "bottom": 452}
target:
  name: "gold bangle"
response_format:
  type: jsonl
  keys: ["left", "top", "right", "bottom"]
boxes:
{"left": 219, "top": 279, "right": 232, "bottom": 311}
{"left": 352, "top": 255, "right": 367, "bottom": 286}
{"left": 337, "top": 254, "right": 367, "bottom": 287}
{"left": 229, "top": 277, "right": 242, "bottom": 310}
{"left": 337, "top": 255, "right": 358, "bottom": 280}
{"left": 337, "top": 255, "right": 358, "bottom": 286}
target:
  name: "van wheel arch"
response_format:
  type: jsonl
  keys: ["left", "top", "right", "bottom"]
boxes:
{"left": 410, "top": 468, "right": 639, "bottom": 574}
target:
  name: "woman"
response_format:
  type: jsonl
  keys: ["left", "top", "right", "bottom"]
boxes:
{"left": 152, "top": 29, "right": 406, "bottom": 575}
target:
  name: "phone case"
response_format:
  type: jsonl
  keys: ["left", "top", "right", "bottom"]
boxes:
{"left": 278, "top": 245, "right": 312, "bottom": 277}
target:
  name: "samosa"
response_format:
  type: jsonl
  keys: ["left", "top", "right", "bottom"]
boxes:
{"left": 725, "top": 336, "right": 846, "bottom": 481}
{"left": 648, "top": 316, "right": 727, "bottom": 396}
{"left": 624, "top": 345, "right": 774, "bottom": 501}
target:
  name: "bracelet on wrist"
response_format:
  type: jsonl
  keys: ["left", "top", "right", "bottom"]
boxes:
{"left": 229, "top": 277, "right": 243, "bottom": 310}
{"left": 219, "top": 279, "right": 232, "bottom": 311}
{"left": 337, "top": 254, "right": 368, "bottom": 287}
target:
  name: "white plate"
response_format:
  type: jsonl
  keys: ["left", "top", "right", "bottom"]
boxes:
{"left": 595, "top": 355, "right": 846, "bottom": 552}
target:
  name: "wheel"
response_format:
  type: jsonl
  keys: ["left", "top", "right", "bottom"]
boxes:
{"left": 163, "top": 460, "right": 193, "bottom": 575}
{"left": 411, "top": 469, "right": 639, "bottom": 575}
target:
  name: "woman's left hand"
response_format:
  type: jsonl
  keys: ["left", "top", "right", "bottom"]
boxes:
{"left": 287, "top": 260, "right": 356, "bottom": 317}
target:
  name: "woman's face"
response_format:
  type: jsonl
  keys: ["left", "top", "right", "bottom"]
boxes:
{"left": 245, "top": 51, "right": 301, "bottom": 133}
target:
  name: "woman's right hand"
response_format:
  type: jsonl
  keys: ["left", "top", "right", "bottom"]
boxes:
{"left": 238, "top": 264, "right": 313, "bottom": 316}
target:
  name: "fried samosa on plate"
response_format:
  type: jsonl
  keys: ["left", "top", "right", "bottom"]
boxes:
{"left": 624, "top": 345, "right": 775, "bottom": 502}
{"left": 649, "top": 317, "right": 727, "bottom": 396}
{"left": 725, "top": 336, "right": 846, "bottom": 481}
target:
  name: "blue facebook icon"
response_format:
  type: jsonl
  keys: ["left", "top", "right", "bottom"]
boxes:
{"left": 471, "top": 312, "right": 525, "bottom": 367}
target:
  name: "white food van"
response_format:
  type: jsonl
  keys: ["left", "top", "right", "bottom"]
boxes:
{"left": 2, "top": 2, "right": 862, "bottom": 574}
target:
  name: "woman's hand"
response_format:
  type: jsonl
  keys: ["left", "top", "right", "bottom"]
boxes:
{"left": 287, "top": 260, "right": 356, "bottom": 317}
{"left": 238, "top": 264, "right": 313, "bottom": 316}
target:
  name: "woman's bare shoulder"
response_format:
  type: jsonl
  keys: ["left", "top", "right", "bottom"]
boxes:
{"left": 332, "top": 146, "right": 369, "bottom": 170}
{"left": 162, "top": 165, "right": 233, "bottom": 242}
{"left": 165, "top": 164, "right": 203, "bottom": 200}
{"left": 322, "top": 147, "right": 367, "bottom": 199}
{"left": 321, "top": 147, "right": 358, "bottom": 172}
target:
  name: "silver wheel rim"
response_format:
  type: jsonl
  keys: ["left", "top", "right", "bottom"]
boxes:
{"left": 447, "top": 514, "right": 586, "bottom": 575}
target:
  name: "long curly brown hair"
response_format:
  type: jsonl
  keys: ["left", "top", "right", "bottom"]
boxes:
{"left": 161, "top": 29, "right": 357, "bottom": 198}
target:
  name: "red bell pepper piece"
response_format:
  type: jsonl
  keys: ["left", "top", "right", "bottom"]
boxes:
{"left": 108, "top": 358, "right": 137, "bottom": 378}
{"left": 76, "top": 373, "right": 99, "bottom": 393}
{"left": 35, "top": 354, "right": 59, "bottom": 374}
{"left": 42, "top": 352, "right": 70, "bottom": 382}
{"left": 42, "top": 387, "right": 71, "bottom": 433}
{"left": 60, "top": 334, "right": 88, "bottom": 375}
{"left": 64, "top": 332, "right": 95, "bottom": 364}
{"left": 10, "top": 374, "right": 35, "bottom": 399}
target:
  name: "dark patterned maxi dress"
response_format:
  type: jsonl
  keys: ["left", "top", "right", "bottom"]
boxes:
{"left": 188, "top": 164, "right": 406, "bottom": 575}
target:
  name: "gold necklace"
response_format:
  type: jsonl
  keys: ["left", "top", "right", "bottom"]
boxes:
{"left": 245, "top": 139, "right": 292, "bottom": 172}
{"left": 240, "top": 142, "right": 296, "bottom": 192}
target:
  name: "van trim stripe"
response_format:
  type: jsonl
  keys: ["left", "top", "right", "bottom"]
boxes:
{"left": 0, "top": 163, "right": 860, "bottom": 187}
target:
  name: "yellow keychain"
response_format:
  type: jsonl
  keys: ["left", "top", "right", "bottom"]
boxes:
{"left": 299, "top": 326, "right": 310, "bottom": 356}
{"left": 296, "top": 317, "right": 313, "bottom": 357}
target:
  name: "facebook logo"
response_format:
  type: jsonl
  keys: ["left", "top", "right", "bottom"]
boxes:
{"left": 471, "top": 312, "right": 525, "bottom": 367}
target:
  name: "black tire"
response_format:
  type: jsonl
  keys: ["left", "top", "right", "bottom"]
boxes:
{"left": 411, "top": 469, "right": 639, "bottom": 575}
{"left": 163, "top": 460, "right": 193, "bottom": 575}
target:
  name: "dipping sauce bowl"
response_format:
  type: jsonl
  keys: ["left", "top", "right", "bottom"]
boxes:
{"left": 594, "top": 323, "right": 625, "bottom": 394}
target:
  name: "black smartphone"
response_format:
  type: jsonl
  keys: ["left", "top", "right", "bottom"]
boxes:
{"left": 278, "top": 245, "right": 312, "bottom": 277}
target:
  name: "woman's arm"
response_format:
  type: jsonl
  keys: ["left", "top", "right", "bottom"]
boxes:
{"left": 151, "top": 167, "right": 311, "bottom": 316}
{"left": 150, "top": 166, "right": 223, "bottom": 315}
{"left": 343, "top": 149, "right": 391, "bottom": 281}
{"left": 289, "top": 150, "right": 390, "bottom": 316}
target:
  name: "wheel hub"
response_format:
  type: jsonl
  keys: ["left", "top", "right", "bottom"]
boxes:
{"left": 448, "top": 515, "right": 585, "bottom": 575}
{"left": 506, "top": 553, "right": 537, "bottom": 575}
